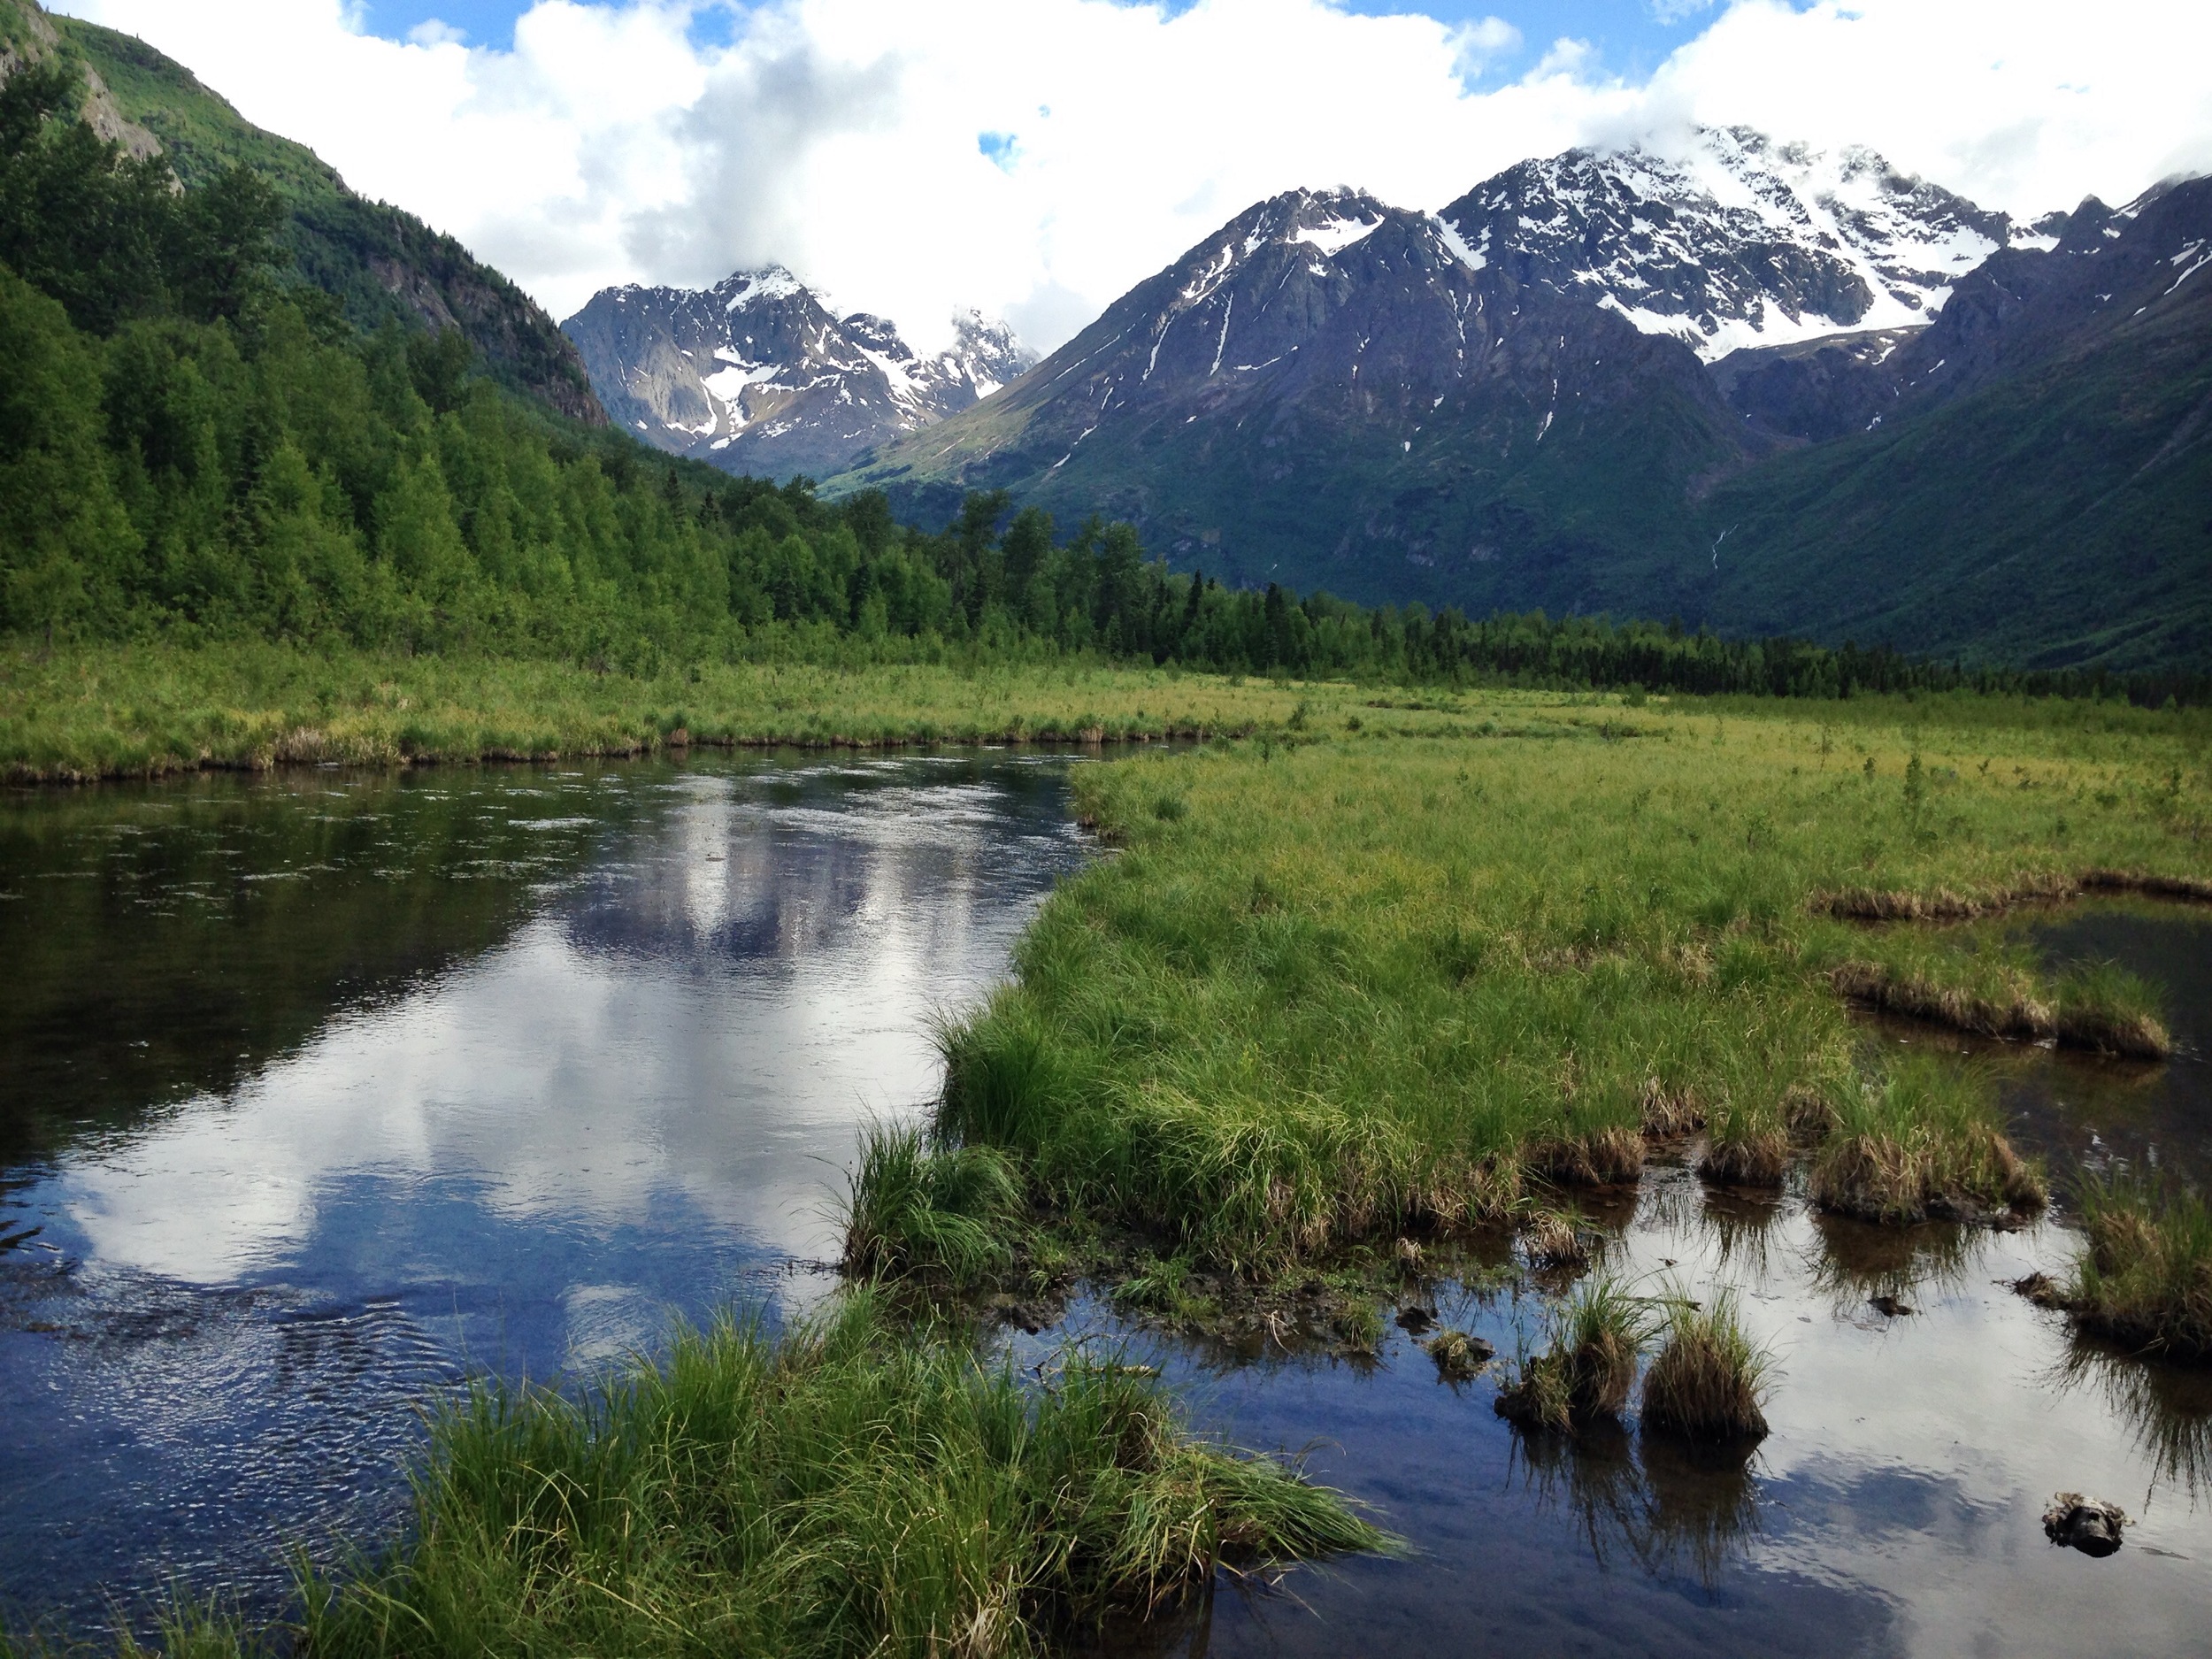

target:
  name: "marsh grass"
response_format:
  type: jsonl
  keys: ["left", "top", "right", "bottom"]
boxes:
{"left": 1640, "top": 1289, "right": 1773, "bottom": 1442}
{"left": 2053, "top": 961, "right": 2171, "bottom": 1059}
{"left": 2062, "top": 1173, "right": 2212, "bottom": 1359}
{"left": 271, "top": 1292, "right": 1387, "bottom": 1659}
{"left": 841, "top": 1123, "right": 1025, "bottom": 1286}
{"left": 873, "top": 695, "right": 2206, "bottom": 1290}
{"left": 1494, "top": 1278, "right": 1652, "bottom": 1434}
{"left": 1827, "top": 944, "right": 2170, "bottom": 1058}
{"left": 1518, "top": 1206, "right": 1594, "bottom": 1269}
{"left": 1808, "top": 1056, "right": 2045, "bottom": 1223}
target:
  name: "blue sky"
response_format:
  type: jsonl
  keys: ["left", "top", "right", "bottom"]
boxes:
{"left": 361, "top": 0, "right": 1717, "bottom": 81}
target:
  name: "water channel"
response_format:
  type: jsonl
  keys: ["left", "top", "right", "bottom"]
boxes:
{"left": 2, "top": 753, "right": 2208, "bottom": 1654}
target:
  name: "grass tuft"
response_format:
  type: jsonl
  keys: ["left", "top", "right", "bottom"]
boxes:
{"left": 1808, "top": 1056, "right": 2045, "bottom": 1223}
{"left": 1495, "top": 1277, "right": 1651, "bottom": 1434}
{"left": 288, "top": 1292, "right": 1390, "bottom": 1659}
{"left": 2053, "top": 961, "right": 2171, "bottom": 1059}
{"left": 840, "top": 1122, "right": 1025, "bottom": 1286}
{"left": 2062, "top": 1173, "right": 2212, "bottom": 1358}
{"left": 1640, "top": 1288, "right": 1774, "bottom": 1442}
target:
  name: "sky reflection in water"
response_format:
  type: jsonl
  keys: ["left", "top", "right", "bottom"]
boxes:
{"left": 1, "top": 759, "right": 2209, "bottom": 1655}
{"left": 0, "top": 751, "right": 1089, "bottom": 1628}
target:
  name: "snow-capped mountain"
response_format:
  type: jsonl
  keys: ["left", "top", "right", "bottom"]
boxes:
{"left": 832, "top": 175, "right": 1748, "bottom": 592}
{"left": 560, "top": 269, "right": 1035, "bottom": 480}
{"left": 1437, "top": 127, "right": 2030, "bottom": 362}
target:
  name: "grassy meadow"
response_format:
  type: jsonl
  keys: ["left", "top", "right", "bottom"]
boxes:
{"left": 6, "top": 655, "right": 2210, "bottom": 1655}
{"left": 0, "top": 643, "right": 1323, "bottom": 780}
{"left": 875, "top": 683, "right": 2208, "bottom": 1294}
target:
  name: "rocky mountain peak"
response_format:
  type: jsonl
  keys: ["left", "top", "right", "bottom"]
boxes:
{"left": 561, "top": 268, "right": 1032, "bottom": 480}
{"left": 1439, "top": 127, "right": 2020, "bottom": 360}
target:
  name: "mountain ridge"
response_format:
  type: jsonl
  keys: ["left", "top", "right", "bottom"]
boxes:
{"left": 561, "top": 267, "right": 1033, "bottom": 480}
{"left": 820, "top": 137, "right": 2209, "bottom": 670}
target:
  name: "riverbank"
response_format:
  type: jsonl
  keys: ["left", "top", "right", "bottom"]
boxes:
{"left": 9, "top": 642, "right": 2204, "bottom": 786}
{"left": 868, "top": 693, "right": 2208, "bottom": 1322}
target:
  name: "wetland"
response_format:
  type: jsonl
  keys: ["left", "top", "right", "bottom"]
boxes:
{"left": 2, "top": 686, "right": 2209, "bottom": 1656}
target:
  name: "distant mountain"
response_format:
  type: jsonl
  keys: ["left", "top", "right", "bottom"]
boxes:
{"left": 1698, "top": 175, "right": 2212, "bottom": 668}
{"left": 562, "top": 271, "right": 1034, "bottom": 480}
{"left": 828, "top": 132, "right": 2208, "bottom": 669}
{"left": 1447, "top": 127, "right": 2025, "bottom": 362}
{"left": 825, "top": 158, "right": 1795, "bottom": 612}
{"left": 1, "top": 0, "right": 604, "bottom": 424}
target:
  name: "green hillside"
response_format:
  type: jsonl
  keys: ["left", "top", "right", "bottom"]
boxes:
{"left": 1694, "top": 250, "right": 2212, "bottom": 672}
{"left": 0, "top": 0, "right": 602, "bottom": 423}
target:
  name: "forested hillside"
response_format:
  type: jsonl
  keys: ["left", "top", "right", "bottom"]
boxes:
{"left": 0, "top": 0, "right": 603, "bottom": 422}
{"left": 1, "top": 18, "right": 2198, "bottom": 708}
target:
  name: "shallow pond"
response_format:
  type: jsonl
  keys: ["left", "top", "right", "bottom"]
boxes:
{"left": 2, "top": 760, "right": 2209, "bottom": 1655}
{"left": 0, "top": 751, "right": 1090, "bottom": 1631}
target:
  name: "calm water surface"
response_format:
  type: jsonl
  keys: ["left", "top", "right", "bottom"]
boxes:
{"left": 3, "top": 759, "right": 2210, "bottom": 1657}
{"left": 0, "top": 751, "right": 1090, "bottom": 1629}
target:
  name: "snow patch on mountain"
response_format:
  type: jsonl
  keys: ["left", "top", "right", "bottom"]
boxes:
{"left": 563, "top": 271, "right": 1036, "bottom": 479}
{"left": 1440, "top": 127, "right": 2028, "bottom": 361}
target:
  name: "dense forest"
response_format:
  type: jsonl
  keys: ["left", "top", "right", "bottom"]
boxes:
{"left": 1, "top": 59, "right": 2202, "bottom": 709}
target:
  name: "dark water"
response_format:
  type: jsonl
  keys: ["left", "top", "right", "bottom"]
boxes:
{"left": 4, "top": 763, "right": 2211, "bottom": 1657}
{"left": 0, "top": 752, "right": 1090, "bottom": 1631}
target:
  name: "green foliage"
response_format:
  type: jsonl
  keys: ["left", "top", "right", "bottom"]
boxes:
{"left": 2063, "top": 1173, "right": 2212, "bottom": 1359}
{"left": 280, "top": 1292, "right": 1386, "bottom": 1659}
{"left": 0, "top": 58, "right": 279, "bottom": 333}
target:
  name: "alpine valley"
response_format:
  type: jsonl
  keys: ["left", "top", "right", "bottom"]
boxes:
{"left": 791, "top": 128, "right": 2211, "bottom": 671}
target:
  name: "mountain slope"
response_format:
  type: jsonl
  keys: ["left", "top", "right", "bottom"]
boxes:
{"left": 833, "top": 135, "right": 2208, "bottom": 669}
{"left": 563, "top": 270, "right": 1033, "bottom": 479}
{"left": 2, "top": 0, "right": 603, "bottom": 424}
{"left": 831, "top": 157, "right": 1886, "bottom": 611}
{"left": 1692, "top": 176, "right": 2212, "bottom": 669}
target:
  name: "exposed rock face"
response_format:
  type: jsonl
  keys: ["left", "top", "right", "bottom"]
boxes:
{"left": 561, "top": 269, "right": 1035, "bottom": 480}
{"left": 1709, "top": 175, "right": 2212, "bottom": 441}
{"left": 1708, "top": 326, "right": 1923, "bottom": 442}
{"left": 1439, "top": 127, "right": 2022, "bottom": 363}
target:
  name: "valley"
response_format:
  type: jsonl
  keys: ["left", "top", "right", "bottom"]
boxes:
{"left": 1, "top": 2, "right": 2209, "bottom": 1655}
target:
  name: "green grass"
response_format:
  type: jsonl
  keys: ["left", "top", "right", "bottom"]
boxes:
{"left": 75, "top": 1293, "right": 1383, "bottom": 1659}
{"left": 1640, "top": 1288, "right": 1774, "bottom": 1442}
{"left": 0, "top": 644, "right": 1484, "bottom": 781}
{"left": 1494, "top": 1277, "right": 1652, "bottom": 1434}
{"left": 889, "top": 692, "right": 2202, "bottom": 1280}
{"left": 1806, "top": 1055, "right": 2045, "bottom": 1224}
{"left": 840, "top": 1123, "right": 1026, "bottom": 1286}
{"left": 2063, "top": 1174, "right": 2212, "bottom": 1359}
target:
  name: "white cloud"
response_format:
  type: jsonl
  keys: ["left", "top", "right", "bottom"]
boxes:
{"left": 50, "top": 0, "right": 2212, "bottom": 353}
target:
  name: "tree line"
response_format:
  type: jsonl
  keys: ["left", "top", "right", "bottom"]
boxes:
{"left": 1, "top": 59, "right": 2200, "bottom": 709}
